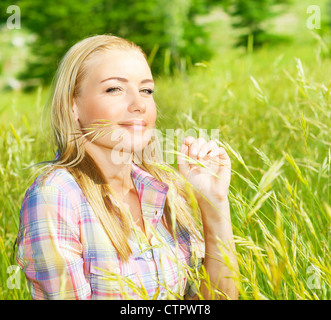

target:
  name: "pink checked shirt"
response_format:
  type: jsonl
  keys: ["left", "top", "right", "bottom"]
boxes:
{"left": 16, "top": 161, "right": 204, "bottom": 300}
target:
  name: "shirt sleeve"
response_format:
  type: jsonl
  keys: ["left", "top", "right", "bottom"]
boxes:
{"left": 16, "top": 184, "right": 91, "bottom": 300}
{"left": 176, "top": 194, "right": 205, "bottom": 299}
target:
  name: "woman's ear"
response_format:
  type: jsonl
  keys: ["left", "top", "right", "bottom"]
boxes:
{"left": 72, "top": 99, "right": 80, "bottom": 122}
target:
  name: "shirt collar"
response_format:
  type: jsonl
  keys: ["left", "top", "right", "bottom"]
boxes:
{"left": 54, "top": 150, "right": 169, "bottom": 228}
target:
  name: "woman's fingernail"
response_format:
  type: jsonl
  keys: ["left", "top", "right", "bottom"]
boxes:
{"left": 191, "top": 148, "right": 197, "bottom": 156}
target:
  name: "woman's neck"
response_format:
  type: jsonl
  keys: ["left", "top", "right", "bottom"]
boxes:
{"left": 83, "top": 141, "right": 135, "bottom": 195}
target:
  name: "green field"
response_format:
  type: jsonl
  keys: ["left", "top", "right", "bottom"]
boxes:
{"left": 0, "top": 0, "right": 330, "bottom": 299}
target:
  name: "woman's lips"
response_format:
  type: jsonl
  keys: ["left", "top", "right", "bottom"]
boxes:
{"left": 118, "top": 120, "right": 147, "bottom": 131}
{"left": 119, "top": 124, "right": 146, "bottom": 131}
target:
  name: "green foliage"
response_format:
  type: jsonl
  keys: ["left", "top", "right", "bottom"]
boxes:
{"left": 221, "top": 0, "right": 291, "bottom": 47}
{"left": 0, "top": 0, "right": 215, "bottom": 85}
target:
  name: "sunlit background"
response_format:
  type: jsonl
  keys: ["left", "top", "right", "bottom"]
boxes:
{"left": 0, "top": 0, "right": 330, "bottom": 300}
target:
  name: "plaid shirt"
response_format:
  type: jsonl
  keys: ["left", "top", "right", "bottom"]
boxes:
{"left": 16, "top": 161, "right": 204, "bottom": 300}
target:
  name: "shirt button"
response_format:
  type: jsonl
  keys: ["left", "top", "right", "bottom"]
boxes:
{"left": 145, "top": 251, "right": 153, "bottom": 260}
{"left": 159, "top": 291, "right": 166, "bottom": 299}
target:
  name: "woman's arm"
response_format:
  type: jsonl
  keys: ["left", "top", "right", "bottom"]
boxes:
{"left": 16, "top": 184, "right": 91, "bottom": 300}
{"left": 198, "top": 196, "right": 238, "bottom": 300}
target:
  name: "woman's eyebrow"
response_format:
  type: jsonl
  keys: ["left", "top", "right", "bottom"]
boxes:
{"left": 100, "top": 77, "right": 154, "bottom": 84}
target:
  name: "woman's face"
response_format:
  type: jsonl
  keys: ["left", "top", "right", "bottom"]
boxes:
{"left": 73, "top": 49, "right": 157, "bottom": 156}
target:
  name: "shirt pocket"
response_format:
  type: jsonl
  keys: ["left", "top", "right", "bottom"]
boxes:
{"left": 88, "top": 258, "right": 124, "bottom": 299}
{"left": 89, "top": 257, "right": 143, "bottom": 299}
{"left": 119, "top": 247, "right": 151, "bottom": 298}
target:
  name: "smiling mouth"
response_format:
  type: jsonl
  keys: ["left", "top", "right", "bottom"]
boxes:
{"left": 119, "top": 123, "right": 147, "bottom": 131}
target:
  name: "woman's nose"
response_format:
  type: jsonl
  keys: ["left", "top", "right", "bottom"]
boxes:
{"left": 128, "top": 91, "right": 146, "bottom": 113}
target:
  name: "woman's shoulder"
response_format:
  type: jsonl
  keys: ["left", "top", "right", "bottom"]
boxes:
{"left": 24, "top": 167, "right": 82, "bottom": 204}
{"left": 19, "top": 167, "right": 83, "bottom": 235}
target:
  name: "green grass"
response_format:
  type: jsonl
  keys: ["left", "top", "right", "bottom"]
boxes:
{"left": 0, "top": 0, "right": 330, "bottom": 299}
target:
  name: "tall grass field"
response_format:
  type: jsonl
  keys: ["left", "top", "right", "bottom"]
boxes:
{"left": 0, "top": 0, "right": 330, "bottom": 299}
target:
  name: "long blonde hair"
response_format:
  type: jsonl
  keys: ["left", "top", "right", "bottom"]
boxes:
{"left": 40, "top": 34, "right": 202, "bottom": 261}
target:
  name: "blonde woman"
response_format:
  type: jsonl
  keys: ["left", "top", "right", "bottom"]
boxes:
{"left": 16, "top": 34, "right": 238, "bottom": 300}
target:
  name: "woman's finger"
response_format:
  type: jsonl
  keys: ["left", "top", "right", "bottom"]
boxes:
{"left": 188, "top": 137, "right": 206, "bottom": 159}
{"left": 177, "top": 142, "right": 190, "bottom": 175}
{"left": 198, "top": 140, "right": 218, "bottom": 158}
{"left": 212, "top": 146, "right": 231, "bottom": 162}
{"left": 183, "top": 136, "right": 195, "bottom": 146}
{"left": 209, "top": 147, "right": 232, "bottom": 172}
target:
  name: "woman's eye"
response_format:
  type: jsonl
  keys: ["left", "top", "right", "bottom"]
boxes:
{"left": 106, "top": 87, "right": 121, "bottom": 93}
{"left": 106, "top": 87, "right": 154, "bottom": 94}
{"left": 141, "top": 89, "right": 154, "bottom": 95}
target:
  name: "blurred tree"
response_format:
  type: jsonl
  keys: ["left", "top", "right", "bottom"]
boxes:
{"left": 0, "top": 0, "right": 216, "bottom": 86}
{"left": 327, "top": 0, "right": 331, "bottom": 30}
{"left": 221, "top": 0, "right": 291, "bottom": 48}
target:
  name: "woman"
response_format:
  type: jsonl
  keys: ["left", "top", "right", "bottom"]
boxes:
{"left": 16, "top": 34, "right": 238, "bottom": 300}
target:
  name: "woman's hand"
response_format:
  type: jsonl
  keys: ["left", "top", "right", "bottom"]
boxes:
{"left": 177, "top": 136, "right": 231, "bottom": 205}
